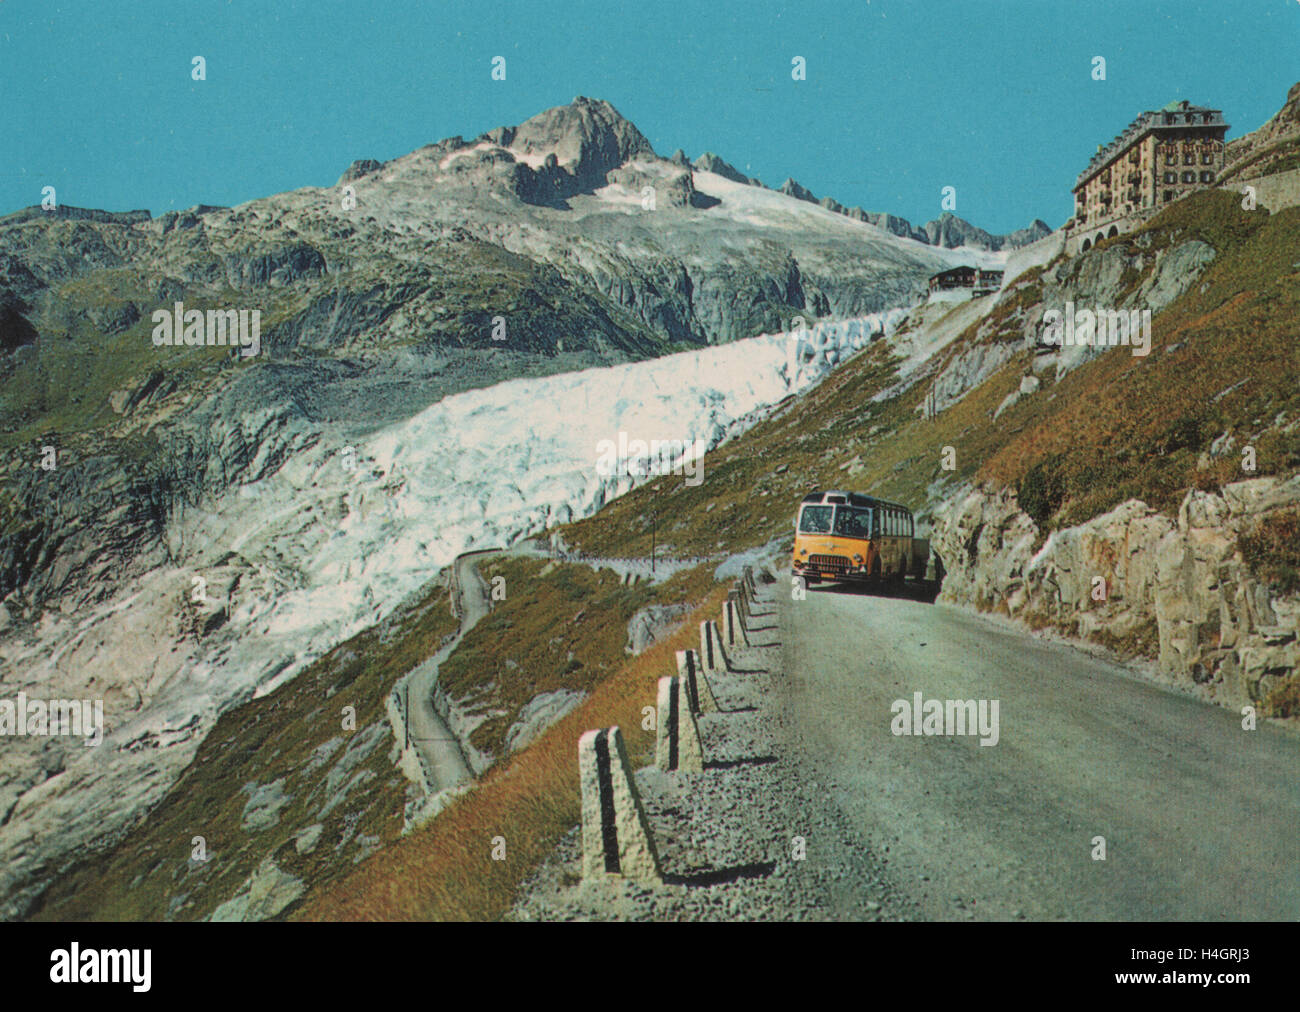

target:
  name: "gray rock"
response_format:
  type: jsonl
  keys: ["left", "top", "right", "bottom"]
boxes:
{"left": 922, "top": 212, "right": 1052, "bottom": 251}
{"left": 625, "top": 603, "right": 690, "bottom": 655}
{"left": 931, "top": 475, "right": 1300, "bottom": 709}
{"left": 779, "top": 178, "right": 818, "bottom": 203}
{"left": 294, "top": 823, "right": 325, "bottom": 855}
{"left": 692, "top": 152, "right": 761, "bottom": 186}
{"left": 241, "top": 778, "right": 291, "bottom": 832}
{"left": 338, "top": 158, "right": 384, "bottom": 184}
{"left": 504, "top": 689, "right": 588, "bottom": 754}
{"left": 209, "top": 858, "right": 305, "bottom": 922}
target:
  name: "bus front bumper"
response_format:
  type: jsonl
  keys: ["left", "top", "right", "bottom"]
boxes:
{"left": 793, "top": 560, "right": 872, "bottom": 582}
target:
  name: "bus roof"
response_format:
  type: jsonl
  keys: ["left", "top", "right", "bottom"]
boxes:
{"left": 800, "top": 490, "right": 913, "bottom": 514}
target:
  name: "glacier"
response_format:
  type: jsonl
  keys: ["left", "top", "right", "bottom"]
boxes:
{"left": 0, "top": 307, "right": 911, "bottom": 915}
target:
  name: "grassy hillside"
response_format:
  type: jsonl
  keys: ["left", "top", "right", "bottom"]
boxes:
{"left": 26, "top": 554, "right": 717, "bottom": 920}
{"left": 440, "top": 555, "right": 714, "bottom": 760}
{"left": 985, "top": 191, "right": 1299, "bottom": 524}
{"left": 295, "top": 580, "right": 726, "bottom": 921}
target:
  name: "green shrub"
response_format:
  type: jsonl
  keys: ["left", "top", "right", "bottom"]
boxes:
{"left": 1017, "top": 456, "right": 1067, "bottom": 528}
{"left": 1238, "top": 509, "right": 1300, "bottom": 594}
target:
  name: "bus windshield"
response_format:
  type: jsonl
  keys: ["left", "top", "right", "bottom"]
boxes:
{"left": 798, "top": 504, "right": 873, "bottom": 538}
{"left": 798, "top": 505, "right": 834, "bottom": 534}
{"left": 833, "top": 506, "right": 873, "bottom": 539}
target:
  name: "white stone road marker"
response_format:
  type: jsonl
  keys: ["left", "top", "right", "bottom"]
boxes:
{"left": 699, "top": 619, "right": 730, "bottom": 676}
{"left": 655, "top": 675, "right": 704, "bottom": 773}
{"left": 676, "top": 648, "right": 719, "bottom": 713}
{"left": 724, "top": 590, "right": 750, "bottom": 648}
{"left": 578, "top": 727, "right": 661, "bottom": 882}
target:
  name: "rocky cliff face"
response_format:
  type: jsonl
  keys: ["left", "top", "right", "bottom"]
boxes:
{"left": 1223, "top": 80, "right": 1300, "bottom": 182}
{"left": 932, "top": 477, "right": 1300, "bottom": 713}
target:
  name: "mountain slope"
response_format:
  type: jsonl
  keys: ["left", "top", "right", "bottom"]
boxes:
{"left": 1221, "top": 81, "right": 1300, "bottom": 183}
{"left": 558, "top": 184, "right": 1300, "bottom": 714}
{"left": 0, "top": 96, "right": 1001, "bottom": 650}
{"left": 58, "top": 177, "right": 1297, "bottom": 923}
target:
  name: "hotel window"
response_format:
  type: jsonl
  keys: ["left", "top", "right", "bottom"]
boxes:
{"left": 1202, "top": 153, "right": 1213, "bottom": 165}
{"left": 1200, "top": 171, "right": 1213, "bottom": 183}
{"left": 1184, "top": 153, "right": 1195, "bottom": 165}
{"left": 1182, "top": 171, "right": 1195, "bottom": 183}
{"left": 1164, "top": 172, "right": 1177, "bottom": 184}
{"left": 1166, "top": 154, "right": 1177, "bottom": 165}
{"left": 1163, "top": 190, "right": 1175, "bottom": 202}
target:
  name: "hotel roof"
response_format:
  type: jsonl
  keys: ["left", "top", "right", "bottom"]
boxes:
{"left": 1073, "top": 100, "right": 1228, "bottom": 191}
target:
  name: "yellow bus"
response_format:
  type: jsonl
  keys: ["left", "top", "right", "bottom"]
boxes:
{"left": 792, "top": 490, "right": 919, "bottom": 585}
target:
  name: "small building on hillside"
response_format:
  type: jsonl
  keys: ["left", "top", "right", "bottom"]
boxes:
{"left": 1065, "top": 100, "right": 1229, "bottom": 255}
{"left": 927, "top": 265, "right": 1004, "bottom": 297}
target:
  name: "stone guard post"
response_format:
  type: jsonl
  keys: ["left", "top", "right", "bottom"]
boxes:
{"left": 579, "top": 727, "right": 661, "bottom": 882}
{"left": 700, "top": 620, "right": 730, "bottom": 675}
{"left": 654, "top": 675, "right": 704, "bottom": 773}
{"left": 676, "top": 648, "right": 719, "bottom": 713}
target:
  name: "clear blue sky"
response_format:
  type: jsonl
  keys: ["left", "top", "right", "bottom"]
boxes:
{"left": 2, "top": 0, "right": 1296, "bottom": 233}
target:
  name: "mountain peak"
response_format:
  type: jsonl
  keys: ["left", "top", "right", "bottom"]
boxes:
{"left": 778, "top": 178, "right": 818, "bottom": 203}
{"left": 692, "top": 152, "right": 760, "bottom": 186}
{"left": 509, "top": 97, "right": 656, "bottom": 176}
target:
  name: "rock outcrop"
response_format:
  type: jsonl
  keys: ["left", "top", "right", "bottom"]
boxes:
{"left": 932, "top": 476, "right": 1300, "bottom": 712}
{"left": 778, "top": 178, "right": 818, "bottom": 203}
{"left": 692, "top": 151, "right": 761, "bottom": 185}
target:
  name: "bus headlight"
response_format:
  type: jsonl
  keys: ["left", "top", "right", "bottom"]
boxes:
{"left": 853, "top": 554, "right": 863, "bottom": 564}
{"left": 798, "top": 548, "right": 807, "bottom": 556}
